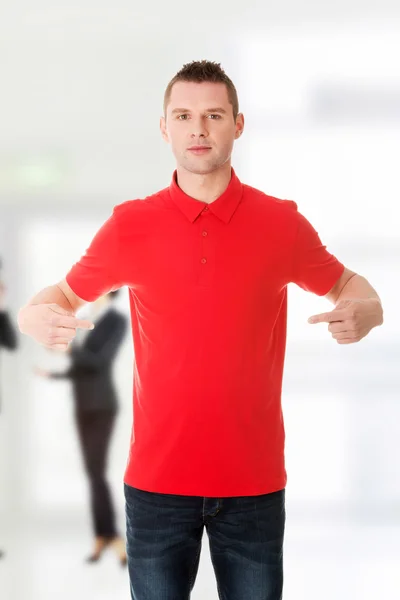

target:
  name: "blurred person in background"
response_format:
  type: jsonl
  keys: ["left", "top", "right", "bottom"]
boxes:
{"left": 0, "top": 260, "right": 18, "bottom": 559}
{"left": 18, "top": 60, "right": 383, "bottom": 599}
{"left": 35, "top": 290, "right": 128, "bottom": 566}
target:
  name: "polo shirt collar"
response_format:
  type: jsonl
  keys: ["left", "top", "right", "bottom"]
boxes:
{"left": 168, "top": 168, "right": 243, "bottom": 224}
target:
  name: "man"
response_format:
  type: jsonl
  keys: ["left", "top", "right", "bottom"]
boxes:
{"left": 0, "top": 271, "right": 18, "bottom": 559}
{"left": 17, "top": 61, "right": 383, "bottom": 600}
{"left": 35, "top": 290, "right": 128, "bottom": 565}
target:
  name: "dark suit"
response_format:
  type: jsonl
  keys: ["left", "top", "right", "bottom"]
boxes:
{"left": 51, "top": 306, "right": 127, "bottom": 538}
{"left": 0, "top": 311, "right": 17, "bottom": 351}
{"left": 0, "top": 310, "right": 17, "bottom": 557}
{"left": 52, "top": 307, "right": 127, "bottom": 412}
{"left": 0, "top": 310, "right": 18, "bottom": 412}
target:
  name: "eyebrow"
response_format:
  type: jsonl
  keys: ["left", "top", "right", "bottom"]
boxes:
{"left": 171, "top": 107, "right": 228, "bottom": 115}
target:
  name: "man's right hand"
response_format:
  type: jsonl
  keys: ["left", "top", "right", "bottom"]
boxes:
{"left": 18, "top": 303, "right": 94, "bottom": 351}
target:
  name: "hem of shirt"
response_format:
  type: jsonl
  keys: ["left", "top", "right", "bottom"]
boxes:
{"left": 315, "top": 261, "right": 346, "bottom": 297}
{"left": 65, "top": 272, "right": 98, "bottom": 303}
{"left": 123, "top": 473, "right": 287, "bottom": 498}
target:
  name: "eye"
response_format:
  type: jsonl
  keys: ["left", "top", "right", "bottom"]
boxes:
{"left": 177, "top": 114, "right": 189, "bottom": 120}
{"left": 208, "top": 114, "right": 221, "bottom": 119}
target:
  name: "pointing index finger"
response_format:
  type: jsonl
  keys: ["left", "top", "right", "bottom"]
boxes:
{"left": 54, "top": 315, "right": 94, "bottom": 330}
{"left": 308, "top": 309, "right": 348, "bottom": 324}
{"left": 75, "top": 318, "right": 95, "bottom": 330}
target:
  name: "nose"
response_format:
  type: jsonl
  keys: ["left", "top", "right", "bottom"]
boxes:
{"left": 190, "top": 116, "right": 209, "bottom": 139}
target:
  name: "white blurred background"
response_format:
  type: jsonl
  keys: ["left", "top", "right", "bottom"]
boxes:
{"left": 1, "top": 2, "right": 400, "bottom": 599}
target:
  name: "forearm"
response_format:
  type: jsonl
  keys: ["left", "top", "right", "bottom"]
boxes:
{"left": 22, "top": 284, "right": 75, "bottom": 312}
{"left": 336, "top": 274, "right": 381, "bottom": 303}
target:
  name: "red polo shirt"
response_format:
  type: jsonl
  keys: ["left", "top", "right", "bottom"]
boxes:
{"left": 66, "top": 169, "right": 344, "bottom": 497}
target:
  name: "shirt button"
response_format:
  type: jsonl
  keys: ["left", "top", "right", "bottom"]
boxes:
{"left": 202, "top": 230, "right": 208, "bottom": 237}
{"left": 201, "top": 258, "right": 207, "bottom": 264}
{"left": 203, "top": 206, "right": 209, "bottom": 212}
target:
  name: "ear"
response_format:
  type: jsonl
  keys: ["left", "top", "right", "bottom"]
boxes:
{"left": 234, "top": 113, "right": 245, "bottom": 139}
{"left": 160, "top": 116, "right": 169, "bottom": 143}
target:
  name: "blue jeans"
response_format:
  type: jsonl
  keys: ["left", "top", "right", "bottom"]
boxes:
{"left": 124, "top": 483, "right": 285, "bottom": 600}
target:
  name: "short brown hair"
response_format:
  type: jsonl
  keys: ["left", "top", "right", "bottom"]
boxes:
{"left": 163, "top": 60, "right": 239, "bottom": 120}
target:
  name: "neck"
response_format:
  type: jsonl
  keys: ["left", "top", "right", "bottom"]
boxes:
{"left": 176, "top": 161, "right": 232, "bottom": 204}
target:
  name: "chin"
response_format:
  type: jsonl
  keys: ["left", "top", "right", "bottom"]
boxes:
{"left": 181, "top": 159, "right": 225, "bottom": 176}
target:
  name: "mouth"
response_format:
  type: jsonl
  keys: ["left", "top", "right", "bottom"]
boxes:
{"left": 188, "top": 146, "right": 212, "bottom": 154}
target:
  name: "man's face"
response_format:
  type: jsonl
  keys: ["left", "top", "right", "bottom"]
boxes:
{"left": 160, "top": 81, "right": 244, "bottom": 175}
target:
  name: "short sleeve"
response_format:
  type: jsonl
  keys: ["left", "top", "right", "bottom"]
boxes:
{"left": 291, "top": 210, "right": 345, "bottom": 296}
{"left": 66, "top": 209, "right": 123, "bottom": 302}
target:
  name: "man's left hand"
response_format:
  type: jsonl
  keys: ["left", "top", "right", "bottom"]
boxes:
{"left": 308, "top": 298, "right": 383, "bottom": 344}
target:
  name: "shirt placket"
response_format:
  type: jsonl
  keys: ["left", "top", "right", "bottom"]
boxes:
{"left": 196, "top": 205, "right": 216, "bottom": 287}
